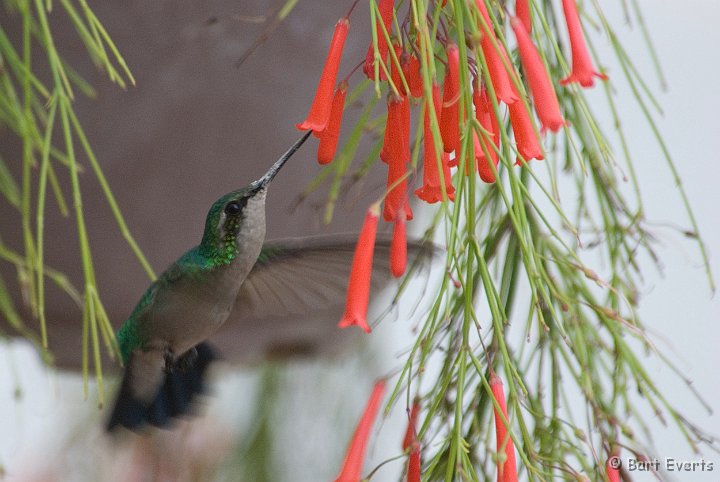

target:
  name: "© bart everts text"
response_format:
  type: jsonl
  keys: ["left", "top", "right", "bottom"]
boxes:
{"left": 624, "top": 458, "right": 714, "bottom": 472}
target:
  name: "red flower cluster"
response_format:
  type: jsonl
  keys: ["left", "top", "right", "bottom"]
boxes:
{"left": 291, "top": 4, "right": 614, "bottom": 479}
{"left": 295, "top": 0, "right": 608, "bottom": 335}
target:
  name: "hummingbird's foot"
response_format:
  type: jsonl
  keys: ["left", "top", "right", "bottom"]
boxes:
{"left": 163, "top": 346, "right": 176, "bottom": 374}
{"left": 175, "top": 347, "right": 199, "bottom": 373}
{"left": 163, "top": 346, "right": 199, "bottom": 373}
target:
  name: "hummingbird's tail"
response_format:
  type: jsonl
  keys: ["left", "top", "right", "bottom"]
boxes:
{"left": 107, "top": 343, "right": 217, "bottom": 432}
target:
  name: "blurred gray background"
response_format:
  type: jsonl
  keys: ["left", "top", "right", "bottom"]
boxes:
{"left": 1, "top": 0, "right": 719, "bottom": 481}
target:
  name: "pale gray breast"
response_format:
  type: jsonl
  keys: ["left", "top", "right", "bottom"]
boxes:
{"left": 143, "top": 266, "right": 252, "bottom": 355}
{"left": 147, "top": 193, "right": 268, "bottom": 355}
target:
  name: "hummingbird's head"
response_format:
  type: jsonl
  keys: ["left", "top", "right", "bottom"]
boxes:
{"left": 199, "top": 131, "right": 312, "bottom": 263}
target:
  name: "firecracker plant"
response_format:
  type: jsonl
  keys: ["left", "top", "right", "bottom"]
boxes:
{"left": 295, "top": 0, "right": 716, "bottom": 480}
{"left": 0, "top": 0, "right": 716, "bottom": 480}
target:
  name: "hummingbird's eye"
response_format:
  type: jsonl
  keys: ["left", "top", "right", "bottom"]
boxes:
{"left": 224, "top": 201, "right": 242, "bottom": 216}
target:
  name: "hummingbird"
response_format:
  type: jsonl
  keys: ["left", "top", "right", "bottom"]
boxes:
{"left": 106, "top": 131, "right": 436, "bottom": 431}
{"left": 107, "top": 132, "right": 312, "bottom": 431}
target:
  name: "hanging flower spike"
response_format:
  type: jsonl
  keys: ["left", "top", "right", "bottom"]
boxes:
{"left": 383, "top": 94, "right": 413, "bottom": 222}
{"left": 363, "top": 0, "right": 395, "bottom": 80}
{"left": 416, "top": 82, "right": 455, "bottom": 203}
{"left": 407, "top": 446, "right": 421, "bottom": 482}
{"left": 490, "top": 374, "right": 519, "bottom": 482}
{"left": 474, "top": 0, "right": 520, "bottom": 105}
{"left": 296, "top": 17, "right": 350, "bottom": 132}
{"left": 473, "top": 84, "right": 501, "bottom": 183}
{"left": 402, "top": 398, "right": 421, "bottom": 451}
{"left": 317, "top": 81, "right": 348, "bottom": 164}
{"left": 516, "top": 0, "right": 531, "bottom": 34}
{"left": 508, "top": 99, "right": 544, "bottom": 163}
{"left": 440, "top": 43, "right": 461, "bottom": 154}
{"left": 338, "top": 205, "right": 379, "bottom": 334}
{"left": 403, "top": 52, "right": 423, "bottom": 98}
{"left": 559, "top": 0, "right": 608, "bottom": 87}
{"left": 390, "top": 217, "right": 407, "bottom": 278}
{"left": 511, "top": 18, "right": 566, "bottom": 133}
{"left": 334, "top": 380, "right": 387, "bottom": 482}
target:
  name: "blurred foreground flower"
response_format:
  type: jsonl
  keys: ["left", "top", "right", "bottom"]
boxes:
{"left": 490, "top": 374, "right": 519, "bottom": 482}
{"left": 333, "top": 380, "right": 387, "bottom": 482}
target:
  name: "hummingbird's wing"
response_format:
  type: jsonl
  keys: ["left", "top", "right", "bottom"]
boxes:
{"left": 210, "top": 234, "right": 438, "bottom": 363}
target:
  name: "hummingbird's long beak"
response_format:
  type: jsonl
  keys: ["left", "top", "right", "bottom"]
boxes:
{"left": 255, "top": 131, "right": 312, "bottom": 190}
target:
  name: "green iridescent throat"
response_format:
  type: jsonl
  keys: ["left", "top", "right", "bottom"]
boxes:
{"left": 198, "top": 190, "right": 248, "bottom": 266}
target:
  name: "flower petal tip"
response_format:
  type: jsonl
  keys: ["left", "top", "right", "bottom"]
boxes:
{"left": 338, "top": 316, "right": 372, "bottom": 334}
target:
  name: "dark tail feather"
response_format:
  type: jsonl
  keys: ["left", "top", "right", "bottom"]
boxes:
{"left": 107, "top": 343, "right": 217, "bottom": 432}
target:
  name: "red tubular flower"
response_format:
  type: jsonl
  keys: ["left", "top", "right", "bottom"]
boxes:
{"left": 440, "top": 44, "right": 461, "bottom": 154}
{"left": 317, "top": 81, "right": 348, "bottom": 164}
{"left": 384, "top": 152, "right": 414, "bottom": 221}
{"left": 407, "top": 446, "right": 421, "bottom": 482}
{"left": 403, "top": 399, "right": 421, "bottom": 482}
{"left": 400, "top": 93, "right": 411, "bottom": 162}
{"left": 605, "top": 448, "right": 620, "bottom": 482}
{"left": 415, "top": 82, "right": 455, "bottom": 203}
{"left": 338, "top": 206, "right": 379, "bottom": 334}
{"left": 364, "top": 0, "right": 395, "bottom": 80}
{"left": 511, "top": 18, "right": 566, "bottom": 133}
{"left": 334, "top": 380, "right": 387, "bottom": 482}
{"left": 383, "top": 94, "right": 413, "bottom": 222}
{"left": 381, "top": 93, "right": 411, "bottom": 164}
{"left": 474, "top": 0, "right": 519, "bottom": 105}
{"left": 297, "top": 17, "right": 350, "bottom": 132}
{"left": 390, "top": 218, "right": 407, "bottom": 278}
{"left": 516, "top": 0, "right": 531, "bottom": 34}
{"left": 559, "top": 0, "right": 608, "bottom": 87}
{"left": 490, "top": 374, "right": 519, "bottom": 482}
{"left": 606, "top": 460, "right": 620, "bottom": 482}
{"left": 508, "top": 100, "right": 544, "bottom": 163}
{"left": 380, "top": 97, "right": 399, "bottom": 164}
{"left": 470, "top": 130, "right": 486, "bottom": 178}
{"left": 403, "top": 53, "right": 423, "bottom": 98}
{"left": 390, "top": 42, "right": 407, "bottom": 96}
{"left": 473, "top": 85, "right": 501, "bottom": 183}
{"left": 402, "top": 399, "right": 420, "bottom": 451}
